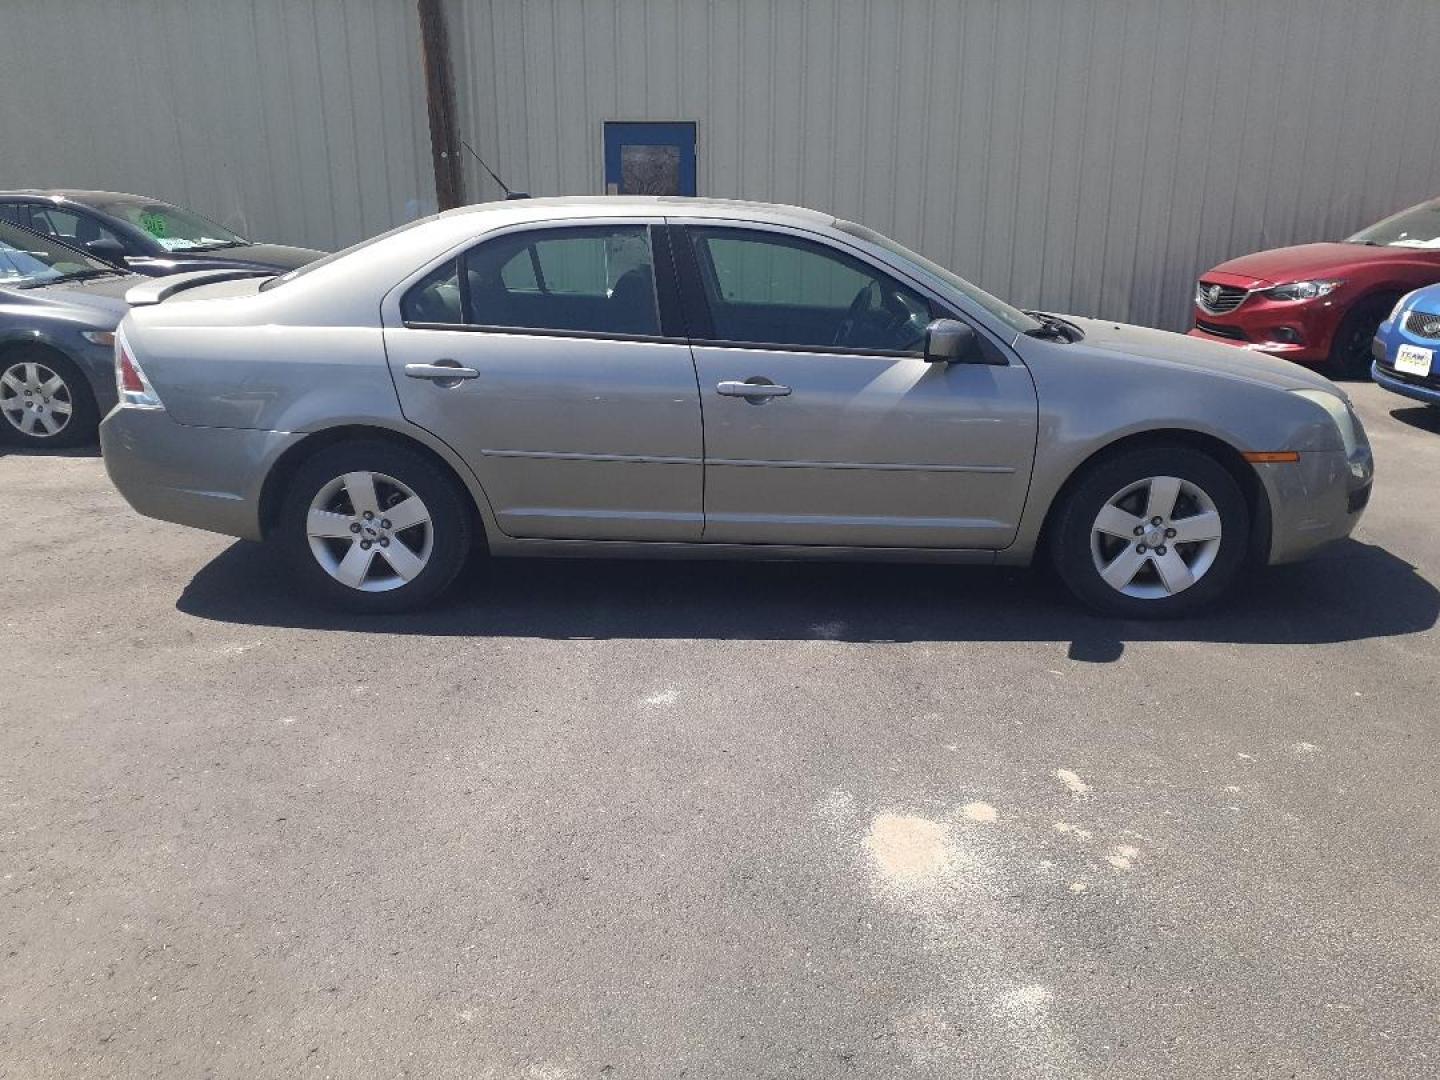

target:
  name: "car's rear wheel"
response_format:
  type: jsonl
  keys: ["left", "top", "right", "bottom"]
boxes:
{"left": 1049, "top": 446, "right": 1250, "bottom": 619}
{"left": 0, "top": 349, "right": 98, "bottom": 448}
{"left": 277, "top": 440, "right": 472, "bottom": 613}
{"left": 1329, "top": 295, "right": 1397, "bottom": 380}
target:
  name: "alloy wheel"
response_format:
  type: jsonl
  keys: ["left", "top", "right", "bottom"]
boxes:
{"left": 1089, "top": 475, "right": 1223, "bottom": 599}
{"left": 305, "top": 470, "right": 434, "bottom": 592}
{"left": 0, "top": 360, "right": 74, "bottom": 439}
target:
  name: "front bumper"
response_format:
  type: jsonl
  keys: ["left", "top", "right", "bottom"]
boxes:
{"left": 73, "top": 338, "right": 119, "bottom": 414}
{"left": 1187, "top": 280, "right": 1344, "bottom": 365}
{"left": 100, "top": 406, "right": 300, "bottom": 541}
{"left": 1255, "top": 445, "right": 1373, "bottom": 564}
{"left": 1372, "top": 361, "right": 1440, "bottom": 406}
{"left": 1187, "top": 324, "right": 1330, "bottom": 366}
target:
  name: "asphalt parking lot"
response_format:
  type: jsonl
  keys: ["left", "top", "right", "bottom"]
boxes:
{"left": 3, "top": 381, "right": 1438, "bottom": 1079}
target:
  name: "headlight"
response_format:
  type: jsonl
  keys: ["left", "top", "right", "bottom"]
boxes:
{"left": 1291, "top": 389, "right": 1359, "bottom": 456}
{"left": 1264, "top": 280, "right": 1343, "bottom": 302}
{"left": 80, "top": 330, "right": 115, "bottom": 346}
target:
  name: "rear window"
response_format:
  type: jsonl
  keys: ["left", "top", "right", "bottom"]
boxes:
{"left": 261, "top": 216, "right": 435, "bottom": 292}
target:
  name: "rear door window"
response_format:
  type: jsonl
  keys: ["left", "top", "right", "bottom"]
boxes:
{"left": 401, "top": 225, "right": 663, "bottom": 337}
{"left": 469, "top": 226, "right": 660, "bottom": 336}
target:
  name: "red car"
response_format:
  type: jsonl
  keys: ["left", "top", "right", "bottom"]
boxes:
{"left": 1189, "top": 198, "right": 1440, "bottom": 377}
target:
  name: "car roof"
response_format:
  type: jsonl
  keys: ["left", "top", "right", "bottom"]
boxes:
{"left": 437, "top": 195, "right": 838, "bottom": 228}
{"left": 0, "top": 189, "right": 165, "bottom": 207}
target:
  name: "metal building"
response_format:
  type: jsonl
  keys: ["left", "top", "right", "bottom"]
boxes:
{"left": 3, "top": 0, "right": 1440, "bottom": 331}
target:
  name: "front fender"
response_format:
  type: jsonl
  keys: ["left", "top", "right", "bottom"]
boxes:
{"left": 1005, "top": 340, "right": 1343, "bottom": 560}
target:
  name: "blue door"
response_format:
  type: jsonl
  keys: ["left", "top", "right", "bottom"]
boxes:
{"left": 603, "top": 122, "right": 697, "bottom": 196}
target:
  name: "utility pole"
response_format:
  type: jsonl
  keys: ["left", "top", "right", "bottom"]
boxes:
{"left": 418, "top": 0, "right": 465, "bottom": 210}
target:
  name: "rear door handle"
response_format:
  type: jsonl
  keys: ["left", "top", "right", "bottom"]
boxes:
{"left": 405, "top": 361, "right": 479, "bottom": 382}
{"left": 717, "top": 379, "right": 791, "bottom": 399}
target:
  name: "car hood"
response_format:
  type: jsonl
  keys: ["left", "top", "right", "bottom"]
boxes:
{"left": 1204, "top": 241, "right": 1411, "bottom": 288}
{"left": 142, "top": 243, "right": 324, "bottom": 274}
{"left": 1063, "top": 316, "right": 1346, "bottom": 396}
{"left": 212, "top": 242, "right": 324, "bottom": 271}
{"left": 0, "top": 272, "right": 144, "bottom": 322}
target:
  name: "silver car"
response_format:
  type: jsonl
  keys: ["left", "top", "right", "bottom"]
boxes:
{"left": 100, "top": 197, "right": 1373, "bottom": 618}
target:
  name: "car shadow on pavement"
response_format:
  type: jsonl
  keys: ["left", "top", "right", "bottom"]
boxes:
{"left": 0, "top": 442, "right": 100, "bottom": 458}
{"left": 176, "top": 538, "right": 1437, "bottom": 663}
{"left": 1390, "top": 406, "right": 1440, "bottom": 434}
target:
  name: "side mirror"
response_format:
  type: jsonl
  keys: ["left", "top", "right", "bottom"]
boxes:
{"left": 85, "top": 238, "right": 128, "bottom": 265}
{"left": 923, "top": 318, "right": 981, "bottom": 364}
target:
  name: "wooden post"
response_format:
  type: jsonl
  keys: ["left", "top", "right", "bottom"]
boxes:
{"left": 418, "top": 0, "right": 465, "bottom": 210}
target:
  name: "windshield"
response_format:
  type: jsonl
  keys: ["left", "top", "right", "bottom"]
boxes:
{"left": 0, "top": 221, "right": 116, "bottom": 287}
{"left": 93, "top": 197, "right": 248, "bottom": 251}
{"left": 834, "top": 220, "right": 1042, "bottom": 334}
{"left": 1347, "top": 200, "right": 1440, "bottom": 249}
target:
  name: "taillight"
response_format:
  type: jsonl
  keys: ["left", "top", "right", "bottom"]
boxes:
{"left": 118, "top": 347, "right": 144, "bottom": 393}
{"left": 114, "top": 332, "right": 164, "bottom": 409}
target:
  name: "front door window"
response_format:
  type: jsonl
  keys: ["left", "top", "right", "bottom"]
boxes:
{"left": 686, "top": 227, "right": 933, "bottom": 353}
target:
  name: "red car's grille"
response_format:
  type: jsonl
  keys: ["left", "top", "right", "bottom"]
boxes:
{"left": 1195, "top": 318, "right": 1248, "bottom": 342}
{"left": 1196, "top": 282, "right": 1249, "bottom": 315}
{"left": 1404, "top": 310, "right": 1440, "bottom": 340}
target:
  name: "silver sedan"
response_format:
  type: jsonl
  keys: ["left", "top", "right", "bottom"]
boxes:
{"left": 99, "top": 197, "right": 1373, "bottom": 617}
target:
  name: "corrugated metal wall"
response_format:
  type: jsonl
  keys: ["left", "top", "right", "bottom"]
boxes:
{"left": 0, "top": 0, "right": 435, "bottom": 253}
{"left": 452, "top": 0, "right": 1440, "bottom": 331}
{"left": 3, "top": 1, "right": 1439, "bottom": 331}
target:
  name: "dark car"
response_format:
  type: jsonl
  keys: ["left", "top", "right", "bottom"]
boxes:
{"left": 0, "top": 220, "right": 143, "bottom": 446}
{"left": 1189, "top": 197, "right": 1440, "bottom": 378}
{"left": 0, "top": 189, "right": 325, "bottom": 277}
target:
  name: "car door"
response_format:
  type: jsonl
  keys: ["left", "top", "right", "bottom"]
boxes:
{"left": 382, "top": 220, "right": 704, "bottom": 542}
{"left": 673, "top": 222, "right": 1038, "bottom": 549}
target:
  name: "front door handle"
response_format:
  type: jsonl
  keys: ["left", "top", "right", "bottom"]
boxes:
{"left": 405, "top": 360, "right": 479, "bottom": 383}
{"left": 717, "top": 379, "right": 791, "bottom": 400}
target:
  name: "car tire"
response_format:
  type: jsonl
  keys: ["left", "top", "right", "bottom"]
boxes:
{"left": 277, "top": 440, "right": 472, "bottom": 613}
{"left": 1328, "top": 295, "right": 1397, "bottom": 381}
{"left": 1049, "top": 446, "right": 1250, "bottom": 619}
{"left": 0, "top": 348, "right": 100, "bottom": 449}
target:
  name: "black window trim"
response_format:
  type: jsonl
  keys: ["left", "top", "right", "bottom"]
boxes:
{"left": 398, "top": 220, "right": 687, "bottom": 344}
{"left": 399, "top": 322, "right": 688, "bottom": 347}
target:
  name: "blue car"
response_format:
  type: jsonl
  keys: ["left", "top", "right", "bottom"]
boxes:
{"left": 1372, "top": 287, "right": 1440, "bottom": 408}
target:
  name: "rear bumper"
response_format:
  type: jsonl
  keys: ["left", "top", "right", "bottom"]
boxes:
{"left": 1256, "top": 446, "right": 1373, "bottom": 565}
{"left": 100, "top": 407, "right": 300, "bottom": 541}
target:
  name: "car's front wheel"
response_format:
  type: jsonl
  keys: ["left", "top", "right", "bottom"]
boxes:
{"left": 1049, "top": 446, "right": 1250, "bottom": 619}
{"left": 277, "top": 440, "right": 473, "bottom": 613}
{"left": 0, "top": 349, "right": 99, "bottom": 448}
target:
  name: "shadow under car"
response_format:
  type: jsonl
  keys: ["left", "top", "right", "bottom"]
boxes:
{"left": 175, "top": 538, "right": 1438, "bottom": 664}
